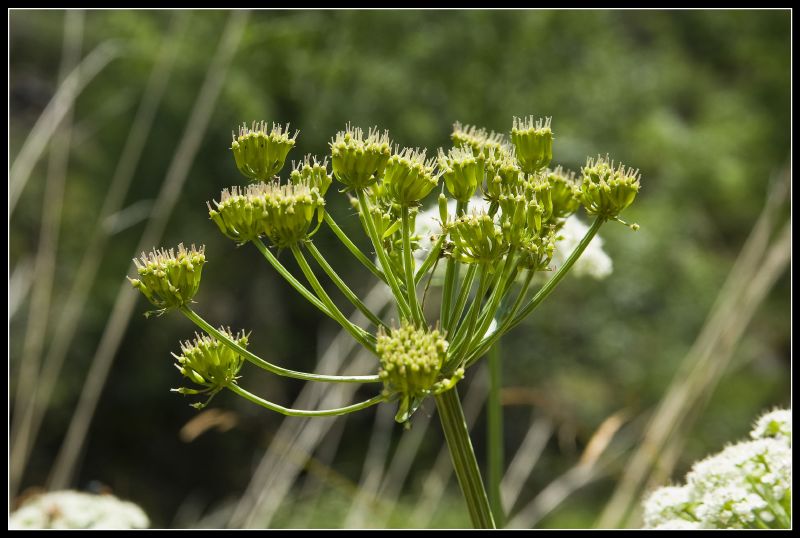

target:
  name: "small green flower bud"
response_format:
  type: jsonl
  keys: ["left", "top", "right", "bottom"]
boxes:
{"left": 498, "top": 190, "right": 540, "bottom": 246}
{"left": 517, "top": 228, "right": 556, "bottom": 271}
{"left": 382, "top": 147, "right": 441, "bottom": 205}
{"left": 579, "top": 155, "right": 641, "bottom": 219}
{"left": 231, "top": 121, "right": 298, "bottom": 182}
{"left": 449, "top": 212, "right": 507, "bottom": 265}
{"left": 261, "top": 181, "right": 325, "bottom": 248}
{"left": 377, "top": 322, "right": 449, "bottom": 422}
{"left": 129, "top": 243, "right": 205, "bottom": 312}
{"left": 546, "top": 166, "right": 581, "bottom": 220}
{"left": 290, "top": 155, "right": 333, "bottom": 196}
{"left": 484, "top": 145, "right": 522, "bottom": 202}
{"left": 511, "top": 116, "right": 553, "bottom": 173}
{"left": 438, "top": 146, "right": 485, "bottom": 202}
{"left": 438, "top": 192, "right": 449, "bottom": 224}
{"left": 451, "top": 121, "right": 507, "bottom": 159}
{"left": 330, "top": 125, "right": 392, "bottom": 189}
{"left": 172, "top": 329, "right": 249, "bottom": 408}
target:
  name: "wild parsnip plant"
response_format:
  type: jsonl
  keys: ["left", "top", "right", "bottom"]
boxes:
{"left": 129, "top": 117, "right": 640, "bottom": 528}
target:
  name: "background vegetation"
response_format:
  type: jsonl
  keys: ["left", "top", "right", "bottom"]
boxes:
{"left": 10, "top": 9, "right": 790, "bottom": 528}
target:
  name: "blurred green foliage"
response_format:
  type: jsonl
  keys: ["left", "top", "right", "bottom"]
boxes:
{"left": 10, "top": 10, "right": 789, "bottom": 528}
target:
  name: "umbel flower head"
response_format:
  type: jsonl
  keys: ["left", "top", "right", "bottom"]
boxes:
{"left": 579, "top": 155, "right": 641, "bottom": 220}
{"left": 449, "top": 212, "right": 507, "bottom": 265}
{"left": 377, "top": 322, "right": 462, "bottom": 423}
{"left": 290, "top": 155, "right": 333, "bottom": 196}
{"left": 546, "top": 166, "right": 581, "bottom": 221}
{"left": 451, "top": 122, "right": 507, "bottom": 159}
{"left": 438, "top": 146, "right": 485, "bottom": 203}
{"left": 511, "top": 116, "right": 553, "bottom": 174}
{"left": 642, "top": 407, "right": 792, "bottom": 530}
{"left": 231, "top": 121, "right": 298, "bottom": 182}
{"left": 128, "top": 244, "right": 205, "bottom": 313}
{"left": 382, "top": 147, "right": 441, "bottom": 205}
{"left": 330, "top": 125, "right": 392, "bottom": 189}
{"left": 172, "top": 329, "right": 249, "bottom": 409}
{"left": 484, "top": 145, "right": 521, "bottom": 203}
{"left": 208, "top": 182, "right": 325, "bottom": 248}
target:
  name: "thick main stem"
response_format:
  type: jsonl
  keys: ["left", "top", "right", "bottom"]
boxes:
{"left": 487, "top": 341, "right": 505, "bottom": 526}
{"left": 435, "top": 387, "right": 496, "bottom": 529}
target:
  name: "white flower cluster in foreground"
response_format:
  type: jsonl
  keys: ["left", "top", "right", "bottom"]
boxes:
{"left": 642, "top": 408, "right": 792, "bottom": 529}
{"left": 415, "top": 197, "right": 612, "bottom": 280}
{"left": 9, "top": 490, "right": 150, "bottom": 529}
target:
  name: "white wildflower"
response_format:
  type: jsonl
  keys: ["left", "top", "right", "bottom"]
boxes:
{"left": 751, "top": 408, "right": 792, "bottom": 444}
{"left": 9, "top": 490, "right": 149, "bottom": 530}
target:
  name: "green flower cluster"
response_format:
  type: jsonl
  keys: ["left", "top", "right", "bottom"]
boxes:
{"left": 128, "top": 244, "right": 205, "bottom": 313}
{"left": 231, "top": 121, "right": 297, "bottom": 182}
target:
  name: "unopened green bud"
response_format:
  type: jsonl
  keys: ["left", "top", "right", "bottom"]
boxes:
{"left": 517, "top": 228, "right": 557, "bottom": 271}
{"left": 172, "top": 328, "right": 249, "bottom": 408}
{"left": 438, "top": 193, "right": 449, "bottom": 224}
{"left": 231, "top": 121, "right": 298, "bottom": 182}
{"left": 290, "top": 155, "right": 333, "bottom": 196}
{"left": 511, "top": 116, "right": 553, "bottom": 173}
{"left": 546, "top": 166, "right": 581, "bottom": 220}
{"left": 449, "top": 212, "right": 507, "bottom": 265}
{"left": 129, "top": 243, "right": 205, "bottom": 311}
{"left": 377, "top": 322, "right": 449, "bottom": 422}
{"left": 330, "top": 125, "right": 392, "bottom": 189}
{"left": 579, "top": 155, "right": 641, "bottom": 219}
{"left": 498, "top": 190, "right": 540, "bottom": 246}
{"left": 438, "top": 146, "right": 485, "bottom": 202}
{"left": 383, "top": 147, "right": 440, "bottom": 205}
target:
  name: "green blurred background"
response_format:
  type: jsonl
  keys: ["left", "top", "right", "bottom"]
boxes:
{"left": 9, "top": 9, "right": 790, "bottom": 529}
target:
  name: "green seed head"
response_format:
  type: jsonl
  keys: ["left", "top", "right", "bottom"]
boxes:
{"left": 517, "top": 227, "right": 557, "bottom": 271}
{"left": 172, "top": 329, "right": 248, "bottom": 409}
{"left": 261, "top": 181, "right": 325, "bottom": 248}
{"left": 579, "top": 155, "right": 641, "bottom": 219}
{"left": 449, "top": 212, "right": 507, "bottom": 265}
{"left": 231, "top": 121, "right": 298, "bottom": 182}
{"left": 383, "top": 147, "right": 441, "bottom": 205}
{"left": 546, "top": 166, "right": 581, "bottom": 220}
{"left": 438, "top": 146, "right": 485, "bottom": 203}
{"left": 208, "top": 184, "right": 270, "bottom": 243}
{"left": 290, "top": 155, "right": 333, "bottom": 196}
{"left": 330, "top": 124, "right": 392, "bottom": 189}
{"left": 129, "top": 243, "right": 205, "bottom": 311}
{"left": 511, "top": 116, "right": 553, "bottom": 174}
{"left": 377, "top": 322, "right": 449, "bottom": 422}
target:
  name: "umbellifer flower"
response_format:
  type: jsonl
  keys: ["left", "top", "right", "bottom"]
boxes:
{"left": 172, "top": 329, "right": 249, "bottom": 408}
{"left": 451, "top": 121, "right": 507, "bottom": 159}
{"left": 330, "top": 124, "right": 392, "bottom": 189}
{"left": 579, "top": 155, "right": 641, "bottom": 220}
{"left": 377, "top": 322, "right": 462, "bottom": 422}
{"left": 261, "top": 181, "right": 325, "bottom": 248}
{"left": 545, "top": 166, "right": 581, "bottom": 221}
{"left": 290, "top": 155, "right": 333, "bottom": 196}
{"left": 510, "top": 116, "right": 553, "bottom": 174}
{"left": 231, "top": 121, "right": 298, "bottom": 182}
{"left": 383, "top": 147, "right": 441, "bottom": 205}
{"left": 128, "top": 244, "right": 205, "bottom": 313}
{"left": 438, "top": 146, "right": 485, "bottom": 203}
{"left": 449, "top": 212, "right": 507, "bottom": 265}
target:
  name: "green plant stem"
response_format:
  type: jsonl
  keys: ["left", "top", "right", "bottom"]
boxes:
{"left": 435, "top": 387, "right": 496, "bottom": 529}
{"left": 415, "top": 233, "right": 445, "bottom": 285}
{"left": 446, "top": 264, "right": 478, "bottom": 337}
{"left": 440, "top": 200, "right": 467, "bottom": 327}
{"left": 290, "top": 244, "right": 377, "bottom": 352}
{"left": 466, "top": 216, "right": 604, "bottom": 366}
{"left": 251, "top": 238, "right": 332, "bottom": 317}
{"left": 179, "top": 306, "right": 381, "bottom": 384}
{"left": 469, "top": 251, "right": 517, "bottom": 353}
{"left": 487, "top": 341, "right": 505, "bottom": 526}
{"left": 228, "top": 383, "right": 386, "bottom": 416}
{"left": 449, "top": 264, "right": 490, "bottom": 360}
{"left": 305, "top": 241, "right": 387, "bottom": 330}
{"left": 401, "top": 205, "right": 425, "bottom": 326}
{"left": 355, "top": 188, "right": 412, "bottom": 321}
{"left": 323, "top": 212, "right": 386, "bottom": 283}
